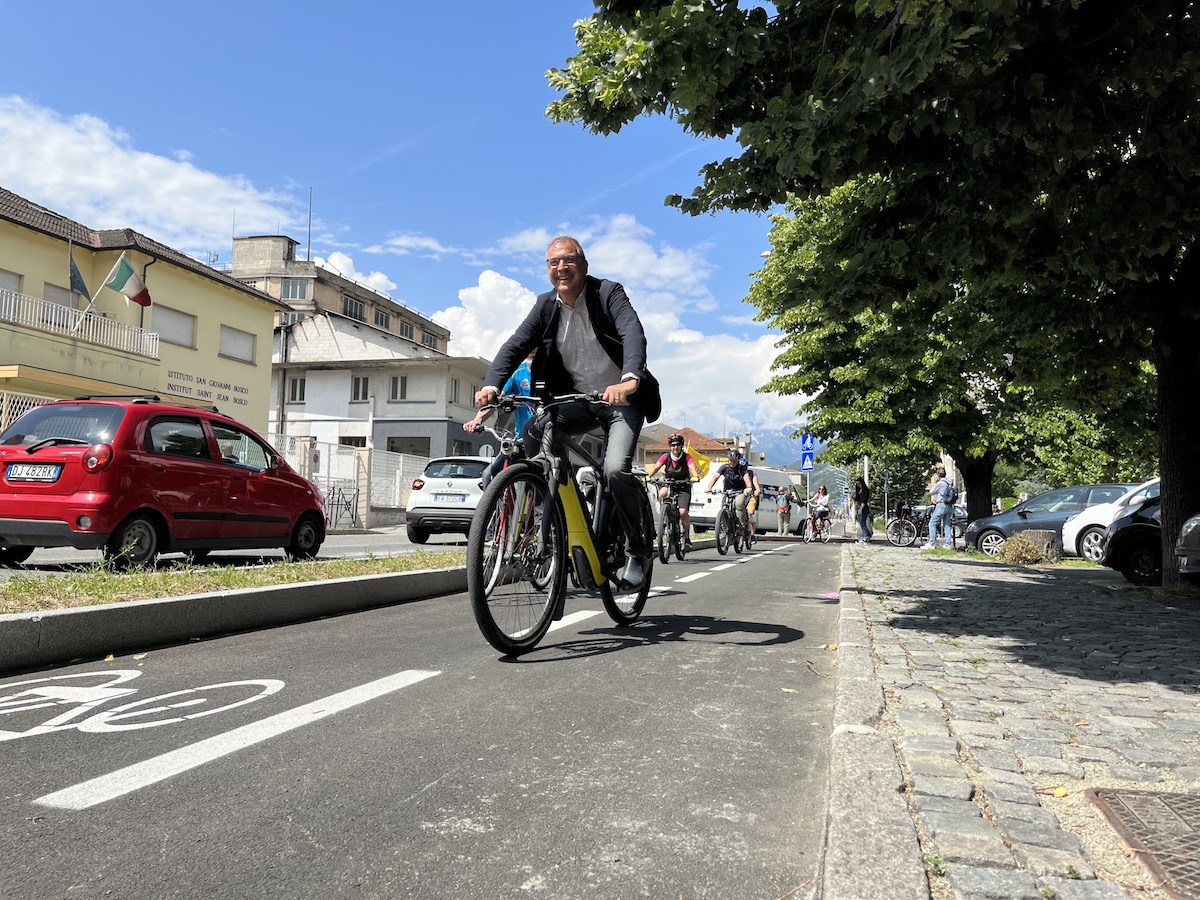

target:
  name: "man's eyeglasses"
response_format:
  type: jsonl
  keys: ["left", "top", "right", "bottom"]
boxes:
{"left": 546, "top": 255, "right": 580, "bottom": 268}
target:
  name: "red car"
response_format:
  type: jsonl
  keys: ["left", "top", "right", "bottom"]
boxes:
{"left": 0, "top": 396, "right": 326, "bottom": 568}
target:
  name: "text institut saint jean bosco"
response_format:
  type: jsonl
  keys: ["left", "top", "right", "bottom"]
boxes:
{"left": 166, "top": 369, "right": 251, "bottom": 408}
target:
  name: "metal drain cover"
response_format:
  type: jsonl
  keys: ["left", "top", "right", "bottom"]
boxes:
{"left": 1087, "top": 788, "right": 1200, "bottom": 899}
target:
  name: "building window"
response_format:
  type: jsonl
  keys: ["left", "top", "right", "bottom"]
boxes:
{"left": 279, "top": 310, "right": 306, "bottom": 326}
{"left": 288, "top": 376, "right": 306, "bottom": 403}
{"left": 352, "top": 375, "right": 370, "bottom": 402}
{"left": 342, "top": 295, "right": 365, "bottom": 321}
{"left": 390, "top": 375, "right": 407, "bottom": 400}
{"left": 374, "top": 308, "right": 391, "bottom": 329}
{"left": 340, "top": 436, "right": 367, "bottom": 448}
{"left": 399, "top": 321, "right": 414, "bottom": 340}
{"left": 155, "top": 306, "right": 197, "bottom": 348}
{"left": 452, "top": 439, "right": 470, "bottom": 455}
{"left": 422, "top": 332, "right": 438, "bottom": 349}
{"left": 450, "top": 377, "right": 459, "bottom": 404}
{"left": 282, "top": 278, "right": 308, "bottom": 300}
{"left": 219, "top": 325, "right": 256, "bottom": 362}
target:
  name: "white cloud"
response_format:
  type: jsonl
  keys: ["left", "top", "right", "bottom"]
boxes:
{"left": 436, "top": 270, "right": 538, "bottom": 360}
{"left": 314, "top": 251, "right": 397, "bottom": 294}
{"left": 363, "top": 233, "right": 458, "bottom": 258}
{"left": 0, "top": 95, "right": 299, "bottom": 259}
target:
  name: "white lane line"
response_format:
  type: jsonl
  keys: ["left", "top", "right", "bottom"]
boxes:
{"left": 548, "top": 610, "right": 602, "bottom": 632}
{"left": 711, "top": 563, "right": 740, "bottom": 571}
{"left": 675, "top": 572, "right": 711, "bottom": 583}
{"left": 35, "top": 669, "right": 440, "bottom": 811}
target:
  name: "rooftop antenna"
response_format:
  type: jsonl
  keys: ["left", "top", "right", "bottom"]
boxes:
{"left": 307, "top": 187, "right": 313, "bottom": 261}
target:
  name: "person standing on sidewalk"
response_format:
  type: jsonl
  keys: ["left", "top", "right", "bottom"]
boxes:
{"left": 923, "top": 466, "right": 954, "bottom": 549}
{"left": 852, "top": 476, "right": 873, "bottom": 543}
{"left": 777, "top": 483, "right": 800, "bottom": 535}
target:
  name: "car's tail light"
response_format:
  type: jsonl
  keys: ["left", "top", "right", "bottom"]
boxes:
{"left": 412, "top": 478, "right": 426, "bottom": 490}
{"left": 82, "top": 443, "right": 114, "bottom": 473}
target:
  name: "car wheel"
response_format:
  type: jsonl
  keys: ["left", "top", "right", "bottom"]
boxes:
{"left": 104, "top": 514, "right": 162, "bottom": 569}
{"left": 977, "top": 529, "right": 1006, "bottom": 557}
{"left": 0, "top": 545, "right": 34, "bottom": 566}
{"left": 406, "top": 525, "right": 430, "bottom": 544}
{"left": 287, "top": 513, "right": 325, "bottom": 560}
{"left": 1118, "top": 538, "right": 1162, "bottom": 586}
{"left": 1077, "top": 526, "right": 1106, "bottom": 563}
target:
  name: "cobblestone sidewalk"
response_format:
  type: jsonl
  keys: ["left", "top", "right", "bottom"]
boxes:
{"left": 831, "top": 544, "right": 1200, "bottom": 900}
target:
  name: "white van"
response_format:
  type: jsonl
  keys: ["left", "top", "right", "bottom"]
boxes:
{"left": 690, "top": 465, "right": 804, "bottom": 535}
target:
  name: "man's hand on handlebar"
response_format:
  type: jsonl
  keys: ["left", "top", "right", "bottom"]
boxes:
{"left": 475, "top": 387, "right": 498, "bottom": 409}
{"left": 602, "top": 378, "right": 638, "bottom": 407}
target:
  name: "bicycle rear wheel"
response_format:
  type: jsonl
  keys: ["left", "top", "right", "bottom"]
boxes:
{"left": 671, "top": 514, "right": 685, "bottom": 561}
{"left": 467, "top": 464, "right": 565, "bottom": 656}
{"left": 600, "top": 487, "right": 654, "bottom": 625}
{"left": 820, "top": 520, "right": 831, "bottom": 543}
{"left": 733, "top": 519, "right": 744, "bottom": 553}
{"left": 716, "top": 511, "right": 731, "bottom": 555}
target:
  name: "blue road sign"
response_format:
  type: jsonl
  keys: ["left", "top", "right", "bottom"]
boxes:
{"left": 801, "top": 449, "right": 815, "bottom": 472}
{"left": 801, "top": 433, "right": 814, "bottom": 452}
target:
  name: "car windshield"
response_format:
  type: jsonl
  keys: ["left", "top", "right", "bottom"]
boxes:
{"left": 425, "top": 460, "right": 487, "bottom": 479}
{"left": 0, "top": 404, "right": 125, "bottom": 446}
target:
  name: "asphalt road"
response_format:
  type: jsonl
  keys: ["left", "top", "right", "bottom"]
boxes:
{"left": 0, "top": 541, "right": 841, "bottom": 900}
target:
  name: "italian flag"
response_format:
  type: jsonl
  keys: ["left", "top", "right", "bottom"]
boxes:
{"left": 103, "top": 251, "right": 152, "bottom": 307}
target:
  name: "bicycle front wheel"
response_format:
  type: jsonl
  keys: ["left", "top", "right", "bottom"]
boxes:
{"left": 803, "top": 519, "right": 814, "bottom": 543}
{"left": 658, "top": 513, "right": 670, "bottom": 564}
{"left": 600, "top": 487, "right": 655, "bottom": 625}
{"left": 716, "top": 511, "right": 731, "bottom": 555}
{"left": 467, "top": 464, "right": 565, "bottom": 656}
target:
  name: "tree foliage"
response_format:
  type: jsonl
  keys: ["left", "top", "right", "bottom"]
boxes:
{"left": 549, "top": 0, "right": 1200, "bottom": 582}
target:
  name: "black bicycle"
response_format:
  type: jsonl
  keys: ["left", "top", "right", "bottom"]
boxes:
{"left": 653, "top": 478, "right": 689, "bottom": 563}
{"left": 715, "top": 490, "right": 750, "bottom": 555}
{"left": 466, "top": 392, "right": 656, "bottom": 656}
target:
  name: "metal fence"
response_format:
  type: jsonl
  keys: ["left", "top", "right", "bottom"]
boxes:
{"left": 0, "top": 390, "right": 58, "bottom": 431}
{"left": 0, "top": 288, "right": 159, "bottom": 357}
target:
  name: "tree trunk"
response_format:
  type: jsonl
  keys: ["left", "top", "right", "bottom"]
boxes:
{"left": 952, "top": 449, "right": 999, "bottom": 524}
{"left": 1155, "top": 298, "right": 1200, "bottom": 589}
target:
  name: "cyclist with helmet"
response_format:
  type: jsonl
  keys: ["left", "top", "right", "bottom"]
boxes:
{"left": 703, "top": 450, "right": 754, "bottom": 534}
{"left": 646, "top": 433, "right": 700, "bottom": 549}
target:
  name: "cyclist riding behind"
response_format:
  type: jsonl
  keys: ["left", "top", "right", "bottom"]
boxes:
{"left": 645, "top": 433, "right": 699, "bottom": 550}
{"left": 703, "top": 450, "right": 754, "bottom": 533}
{"left": 745, "top": 465, "right": 763, "bottom": 545}
{"left": 464, "top": 351, "right": 534, "bottom": 490}
{"left": 808, "top": 484, "right": 831, "bottom": 535}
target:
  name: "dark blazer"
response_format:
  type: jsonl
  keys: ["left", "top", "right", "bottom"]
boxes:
{"left": 484, "top": 276, "right": 662, "bottom": 423}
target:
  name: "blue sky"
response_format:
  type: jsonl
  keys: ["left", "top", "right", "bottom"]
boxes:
{"left": 0, "top": 1, "right": 800, "bottom": 439}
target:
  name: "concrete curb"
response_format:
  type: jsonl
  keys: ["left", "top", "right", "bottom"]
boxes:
{"left": 820, "top": 547, "right": 930, "bottom": 899}
{"left": 0, "top": 567, "right": 467, "bottom": 674}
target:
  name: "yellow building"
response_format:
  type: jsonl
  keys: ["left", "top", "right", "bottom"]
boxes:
{"left": 0, "top": 187, "right": 286, "bottom": 430}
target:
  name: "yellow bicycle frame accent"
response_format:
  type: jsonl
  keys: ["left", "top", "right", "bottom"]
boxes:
{"left": 556, "top": 478, "right": 606, "bottom": 585}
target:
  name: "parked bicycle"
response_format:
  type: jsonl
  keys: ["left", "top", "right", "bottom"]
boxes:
{"left": 885, "top": 501, "right": 919, "bottom": 546}
{"left": 652, "top": 478, "right": 689, "bottom": 563}
{"left": 466, "top": 392, "right": 656, "bottom": 656}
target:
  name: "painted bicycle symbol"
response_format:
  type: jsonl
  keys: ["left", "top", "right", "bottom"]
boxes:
{"left": 0, "top": 670, "right": 284, "bottom": 742}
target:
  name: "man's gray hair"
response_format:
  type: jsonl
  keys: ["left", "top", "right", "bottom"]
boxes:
{"left": 547, "top": 235, "right": 587, "bottom": 264}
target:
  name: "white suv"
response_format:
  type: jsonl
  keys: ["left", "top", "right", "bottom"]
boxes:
{"left": 1061, "top": 477, "right": 1160, "bottom": 562}
{"left": 403, "top": 456, "right": 490, "bottom": 543}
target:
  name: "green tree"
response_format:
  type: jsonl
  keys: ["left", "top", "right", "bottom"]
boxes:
{"left": 548, "top": 1, "right": 1199, "bottom": 583}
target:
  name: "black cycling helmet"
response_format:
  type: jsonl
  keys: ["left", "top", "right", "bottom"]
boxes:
{"left": 727, "top": 449, "right": 738, "bottom": 461}
{"left": 668, "top": 432, "right": 684, "bottom": 446}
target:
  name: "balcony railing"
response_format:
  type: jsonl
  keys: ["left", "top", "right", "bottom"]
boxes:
{"left": 0, "top": 288, "right": 159, "bottom": 357}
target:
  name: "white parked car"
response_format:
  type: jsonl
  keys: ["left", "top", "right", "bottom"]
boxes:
{"left": 403, "top": 456, "right": 490, "bottom": 543}
{"left": 1060, "top": 477, "right": 1160, "bottom": 562}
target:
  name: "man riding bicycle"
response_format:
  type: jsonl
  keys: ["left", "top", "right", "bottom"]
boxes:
{"left": 476, "top": 236, "right": 661, "bottom": 589}
{"left": 645, "top": 433, "right": 699, "bottom": 550}
{"left": 703, "top": 450, "right": 753, "bottom": 534}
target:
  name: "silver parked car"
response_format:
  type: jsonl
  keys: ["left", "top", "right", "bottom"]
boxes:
{"left": 1175, "top": 512, "right": 1200, "bottom": 582}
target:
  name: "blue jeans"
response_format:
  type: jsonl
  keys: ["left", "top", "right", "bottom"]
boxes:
{"left": 931, "top": 501, "right": 953, "bottom": 546}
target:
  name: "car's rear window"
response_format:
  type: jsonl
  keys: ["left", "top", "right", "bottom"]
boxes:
{"left": 0, "top": 403, "right": 126, "bottom": 446}
{"left": 425, "top": 460, "right": 487, "bottom": 479}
